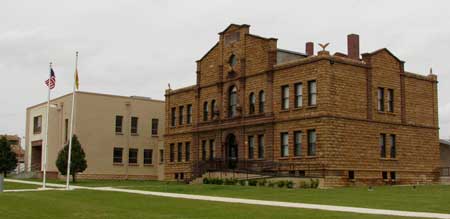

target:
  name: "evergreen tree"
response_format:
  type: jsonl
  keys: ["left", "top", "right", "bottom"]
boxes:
{"left": 56, "top": 135, "right": 87, "bottom": 182}
{"left": 0, "top": 136, "right": 18, "bottom": 177}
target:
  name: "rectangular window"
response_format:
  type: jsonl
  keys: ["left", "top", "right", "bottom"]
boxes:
{"left": 258, "top": 135, "right": 264, "bottom": 159}
{"left": 131, "top": 117, "right": 138, "bottom": 134}
{"left": 348, "top": 171, "right": 355, "bottom": 180}
{"left": 281, "top": 132, "right": 289, "bottom": 157}
{"left": 33, "top": 115, "right": 42, "bottom": 134}
{"left": 169, "top": 144, "right": 175, "bottom": 162}
{"left": 203, "top": 102, "right": 209, "bottom": 121}
{"left": 295, "top": 83, "right": 303, "bottom": 108}
{"left": 380, "top": 134, "right": 386, "bottom": 158}
{"left": 308, "top": 80, "right": 317, "bottom": 106}
{"left": 177, "top": 143, "right": 183, "bottom": 162}
{"left": 281, "top": 85, "right": 289, "bottom": 110}
{"left": 388, "top": 89, "right": 394, "bottom": 112}
{"left": 115, "top": 115, "right": 123, "bottom": 133}
{"left": 377, "top": 88, "right": 385, "bottom": 111}
{"left": 187, "top": 104, "right": 192, "bottom": 124}
{"left": 307, "top": 129, "right": 316, "bottom": 156}
{"left": 390, "top": 171, "right": 396, "bottom": 180}
{"left": 294, "top": 131, "right": 302, "bottom": 156}
{"left": 202, "top": 140, "right": 207, "bottom": 161}
{"left": 390, "top": 134, "right": 396, "bottom": 158}
{"left": 64, "top": 119, "right": 69, "bottom": 142}
{"left": 159, "top": 149, "right": 164, "bottom": 163}
{"left": 144, "top": 149, "right": 153, "bottom": 165}
{"left": 209, "top": 139, "right": 215, "bottom": 160}
{"left": 171, "top": 107, "right": 176, "bottom": 126}
{"left": 128, "top": 148, "right": 138, "bottom": 164}
{"left": 151, "top": 119, "right": 158, "bottom": 135}
{"left": 382, "top": 171, "right": 388, "bottom": 180}
{"left": 113, "top": 147, "right": 123, "bottom": 163}
{"left": 179, "top": 106, "right": 184, "bottom": 125}
{"left": 248, "top": 136, "right": 254, "bottom": 159}
{"left": 185, "top": 142, "right": 190, "bottom": 161}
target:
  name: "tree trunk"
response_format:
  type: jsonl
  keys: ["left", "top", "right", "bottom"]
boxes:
{"left": 72, "top": 173, "right": 76, "bottom": 183}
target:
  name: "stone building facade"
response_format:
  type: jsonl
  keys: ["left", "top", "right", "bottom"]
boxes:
{"left": 164, "top": 24, "right": 440, "bottom": 186}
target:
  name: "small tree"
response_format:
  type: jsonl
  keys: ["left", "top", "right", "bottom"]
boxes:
{"left": 0, "top": 136, "right": 18, "bottom": 177}
{"left": 56, "top": 135, "right": 87, "bottom": 182}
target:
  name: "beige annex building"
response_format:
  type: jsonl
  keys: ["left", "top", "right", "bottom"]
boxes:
{"left": 25, "top": 91, "right": 165, "bottom": 180}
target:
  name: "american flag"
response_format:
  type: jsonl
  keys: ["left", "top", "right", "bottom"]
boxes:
{"left": 45, "top": 68, "right": 56, "bottom": 89}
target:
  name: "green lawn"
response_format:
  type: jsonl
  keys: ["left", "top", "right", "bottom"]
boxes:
{"left": 0, "top": 189, "right": 427, "bottom": 219}
{"left": 17, "top": 179, "right": 450, "bottom": 214}
{"left": 3, "top": 182, "right": 41, "bottom": 190}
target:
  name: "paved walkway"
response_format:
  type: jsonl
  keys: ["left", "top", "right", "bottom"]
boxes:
{"left": 5, "top": 179, "right": 450, "bottom": 219}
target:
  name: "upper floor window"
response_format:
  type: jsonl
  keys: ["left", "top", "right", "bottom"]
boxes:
{"left": 388, "top": 89, "right": 394, "bottom": 113}
{"left": 259, "top": 90, "right": 265, "bottom": 113}
{"left": 131, "top": 117, "right": 138, "bottom": 134}
{"left": 211, "top": 100, "right": 217, "bottom": 119}
{"left": 229, "top": 86, "right": 238, "bottom": 117}
{"left": 295, "top": 83, "right": 303, "bottom": 108}
{"left": 380, "top": 133, "right": 386, "bottom": 158}
{"left": 390, "top": 134, "right": 396, "bottom": 158}
{"left": 171, "top": 107, "right": 176, "bottom": 126}
{"left": 185, "top": 142, "right": 191, "bottom": 161}
{"left": 203, "top": 101, "right": 209, "bottom": 121}
{"left": 307, "top": 129, "right": 316, "bottom": 156}
{"left": 151, "top": 119, "right": 158, "bottom": 135}
{"left": 281, "top": 132, "right": 289, "bottom": 157}
{"left": 294, "top": 131, "right": 302, "bottom": 156}
{"left": 229, "top": 54, "right": 237, "bottom": 68}
{"left": 281, "top": 85, "right": 289, "bottom": 110}
{"left": 115, "top": 115, "right": 123, "bottom": 133}
{"left": 187, "top": 104, "right": 192, "bottom": 124}
{"left": 308, "top": 80, "right": 317, "bottom": 106}
{"left": 179, "top": 106, "right": 184, "bottom": 125}
{"left": 248, "top": 136, "right": 254, "bottom": 159}
{"left": 249, "top": 92, "right": 256, "bottom": 114}
{"left": 377, "top": 88, "right": 385, "bottom": 112}
{"left": 258, "top": 135, "right": 264, "bottom": 159}
{"left": 144, "top": 149, "right": 153, "bottom": 165}
{"left": 128, "top": 148, "right": 138, "bottom": 164}
{"left": 113, "top": 147, "right": 123, "bottom": 163}
{"left": 33, "top": 115, "right": 42, "bottom": 134}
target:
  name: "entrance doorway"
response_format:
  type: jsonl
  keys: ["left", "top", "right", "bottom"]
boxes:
{"left": 226, "top": 134, "right": 238, "bottom": 169}
{"left": 31, "top": 145, "right": 42, "bottom": 171}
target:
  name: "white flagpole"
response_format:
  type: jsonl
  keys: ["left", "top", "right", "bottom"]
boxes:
{"left": 66, "top": 52, "right": 78, "bottom": 190}
{"left": 42, "top": 62, "right": 52, "bottom": 189}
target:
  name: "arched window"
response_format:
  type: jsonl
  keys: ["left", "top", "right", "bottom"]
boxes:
{"left": 203, "top": 101, "right": 208, "bottom": 121}
{"left": 249, "top": 92, "right": 255, "bottom": 114}
{"left": 259, "top": 90, "right": 265, "bottom": 113}
{"left": 229, "top": 86, "right": 237, "bottom": 117}
{"left": 211, "top": 99, "right": 217, "bottom": 119}
{"left": 229, "top": 54, "right": 237, "bottom": 68}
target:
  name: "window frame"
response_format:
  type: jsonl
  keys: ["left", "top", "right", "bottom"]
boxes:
{"left": 388, "top": 89, "right": 394, "bottom": 112}
{"left": 159, "top": 149, "right": 164, "bottom": 163}
{"left": 380, "top": 133, "right": 387, "bottom": 158}
{"left": 113, "top": 147, "right": 123, "bottom": 163}
{"left": 171, "top": 107, "right": 176, "bottom": 127}
{"left": 258, "top": 134, "right": 264, "bottom": 159}
{"left": 187, "top": 104, "right": 192, "bottom": 124}
{"left": 143, "top": 149, "right": 153, "bottom": 165}
{"left": 177, "top": 142, "right": 183, "bottom": 162}
{"left": 115, "top": 115, "right": 123, "bottom": 133}
{"left": 201, "top": 140, "right": 207, "bottom": 161}
{"left": 203, "top": 101, "right": 209, "bottom": 121}
{"left": 258, "top": 90, "right": 265, "bottom": 113}
{"left": 249, "top": 92, "right": 256, "bottom": 114}
{"left": 211, "top": 100, "right": 217, "bottom": 119}
{"left": 280, "top": 132, "right": 289, "bottom": 157}
{"left": 209, "top": 139, "right": 215, "bottom": 160}
{"left": 281, "top": 85, "right": 289, "bottom": 110}
{"left": 307, "top": 129, "right": 316, "bottom": 156}
{"left": 179, "top": 105, "right": 184, "bottom": 125}
{"left": 390, "top": 134, "right": 396, "bottom": 158}
{"left": 128, "top": 148, "right": 138, "bottom": 164}
{"left": 229, "top": 86, "right": 238, "bottom": 117}
{"left": 308, "top": 80, "right": 317, "bottom": 106}
{"left": 185, "top": 142, "right": 191, "bottom": 161}
{"left": 33, "top": 115, "right": 42, "bottom": 134}
{"left": 151, "top": 118, "right": 158, "bottom": 135}
{"left": 248, "top": 135, "right": 254, "bottom": 159}
{"left": 169, "top": 143, "right": 175, "bottom": 162}
{"left": 294, "top": 131, "right": 302, "bottom": 157}
{"left": 295, "top": 83, "right": 303, "bottom": 108}
{"left": 377, "top": 87, "right": 385, "bottom": 112}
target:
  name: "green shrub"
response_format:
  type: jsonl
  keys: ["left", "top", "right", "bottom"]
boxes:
{"left": 258, "top": 179, "right": 267, "bottom": 186}
{"left": 310, "top": 179, "right": 319, "bottom": 188}
{"left": 286, "top": 180, "right": 294, "bottom": 189}
{"left": 299, "top": 180, "right": 310, "bottom": 188}
{"left": 268, "top": 181, "right": 275, "bottom": 187}
{"left": 277, "top": 180, "right": 286, "bottom": 188}
{"left": 248, "top": 179, "right": 258, "bottom": 186}
{"left": 203, "top": 178, "right": 210, "bottom": 184}
{"left": 239, "top": 180, "right": 246, "bottom": 186}
{"left": 224, "top": 178, "right": 237, "bottom": 185}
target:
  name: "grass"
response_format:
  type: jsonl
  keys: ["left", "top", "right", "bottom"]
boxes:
{"left": 16, "top": 178, "right": 450, "bottom": 214}
{"left": 0, "top": 189, "right": 427, "bottom": 219}
{"left": 3, "top": 182, "right": 41, "bottom": 190}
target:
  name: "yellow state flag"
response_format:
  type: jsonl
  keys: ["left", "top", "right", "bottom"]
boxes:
{"left": 75, "top": 68, "right": 79, "bottom": 90}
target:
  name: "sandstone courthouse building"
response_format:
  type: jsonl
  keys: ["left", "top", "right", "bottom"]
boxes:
{"left": 164, "top": 24, "right": 440, "bottom": 186}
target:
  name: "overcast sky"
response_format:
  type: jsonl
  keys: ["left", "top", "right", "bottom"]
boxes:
{"left": 1, "top": 0, "right": 449, "bottom": 140}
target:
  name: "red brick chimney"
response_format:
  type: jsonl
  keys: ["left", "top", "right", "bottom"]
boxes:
{"left": 347, "top": 34, "right": 359, "bottom": 60}
{"left": 305, "top": 42, "right": 314, "bottom": 56}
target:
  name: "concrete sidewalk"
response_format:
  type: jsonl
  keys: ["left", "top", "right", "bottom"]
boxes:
{"left": 5, "top": 179, "right": 450, "bottom": 219}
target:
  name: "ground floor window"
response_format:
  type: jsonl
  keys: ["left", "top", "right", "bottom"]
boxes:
{"left": 258, "top": 135, "right": 264, "bottom": 159}
{"left": 113, "top": 147, "right": 123, "bottom": 163}
{"left": 177, "top": 143, "right": 183, "bottom": 162}
{"left": 281, "top": 132, "right": 289, "bottom": 157}
{"left": 144, "top": 149, "right": 153, "bottom": 164}
{"left": 307, "top": 130, "right": 316, "bottom": 156}
{"left": 128, "top": 148, "right": 138, "bottom": 164}
{"left": 248, "top": 136, "right": 254, "bottom": 159}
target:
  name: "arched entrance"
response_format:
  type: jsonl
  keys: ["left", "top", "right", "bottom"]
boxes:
{"left": 226, "top": 134, "right": 238, "bottom": 169}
